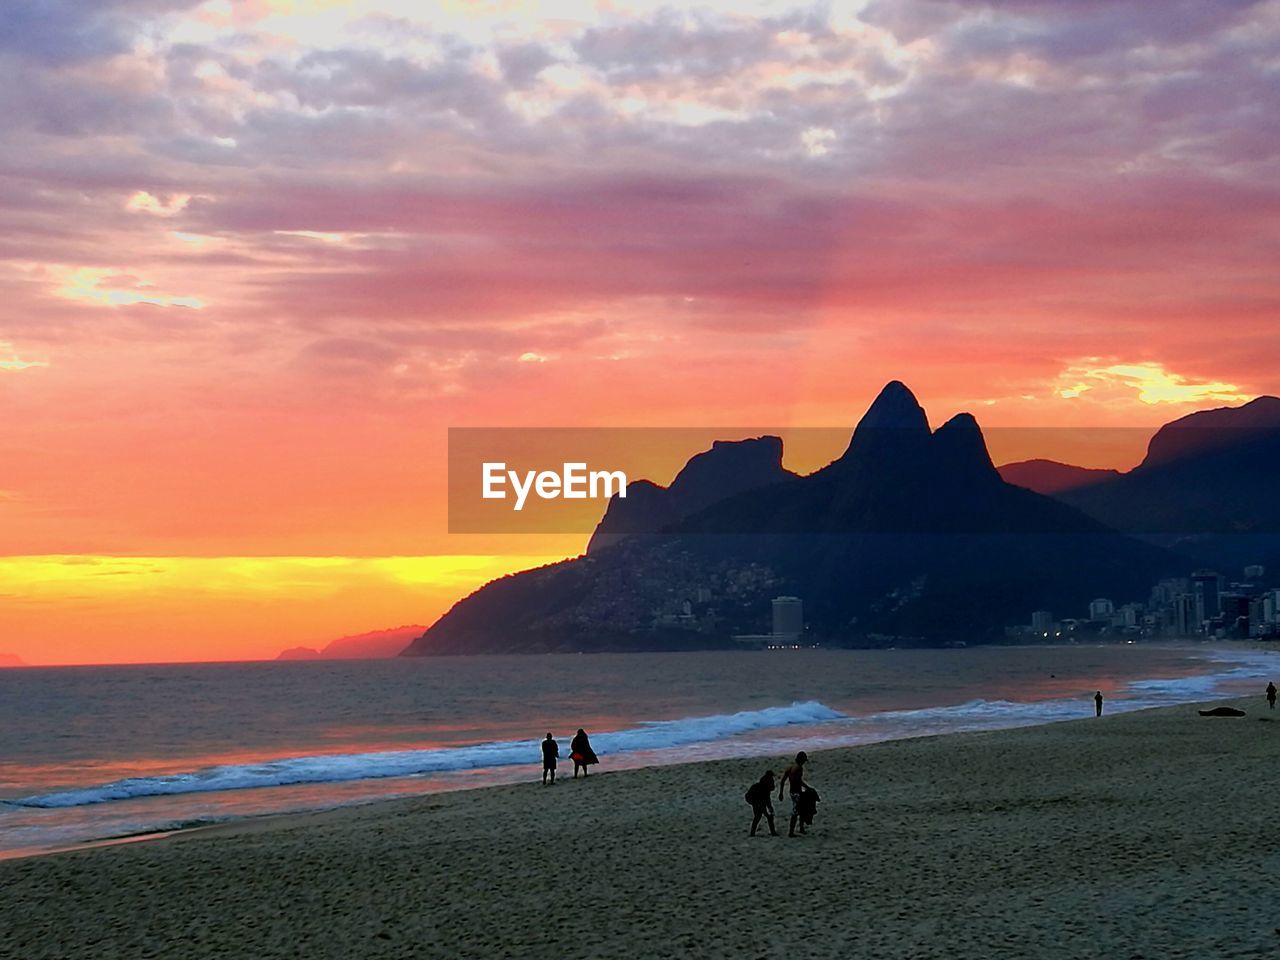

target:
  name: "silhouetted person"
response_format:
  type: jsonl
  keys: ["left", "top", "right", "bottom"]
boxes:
{"left": 778, "top": 751, "right": 809, "bottom": 837}
{"left": 745, "top": 770, "right": 778, "bottom": 837}
{"left": 1094, "top": 691, "right": 1104, "bottom": 717}
{"left": 570, "top": 728, "right": 598, "bottom": 778}
{"left": 541, "top": 732, "right": 559, "bottom": 785}
{"left": 1267, "top": 682, "right": 1276, "bottom": 710}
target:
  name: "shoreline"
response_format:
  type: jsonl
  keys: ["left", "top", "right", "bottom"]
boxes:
{"left": 2, "top": 643, "right": 1269, "bottom": 865}
{"left": 4, "top": 694, "right": 1279, "bottom": 958}
{"left": 0, "top": 686, "right": 1256, "bottom": 864}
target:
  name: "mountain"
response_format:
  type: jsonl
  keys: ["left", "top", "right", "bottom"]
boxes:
{"left": 999, "top": 459, "right": 1121, "bottom": 495}
{"left": 1055, "top": 395, "right": 1280, "bottom": 568}
{"left": 277, "top": 646, "right": 323, "bottom": 661}
{"left": 404, "top": 382, "right": 1179, "bottom": 655}
{"left": 1140, "top": 396, "right": 1280, "bottom": 468}
{"left": 0, "top": 653, "right": 25, "bottom": 668}
{"left": 587, "top": 435, "right": 794, "bottom": 553}
{"left": 276, "top": 625, "right": 425, "bottom": 661}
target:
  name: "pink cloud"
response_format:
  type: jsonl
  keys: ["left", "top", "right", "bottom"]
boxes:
{"left": 0, "top": 0, "right": 1277, "bottom": 567}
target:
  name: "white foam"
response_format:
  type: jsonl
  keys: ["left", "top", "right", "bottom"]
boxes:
{"left": 1126, "top": 649, "right": 1275, "bottom": 700}
{"left": 15, "top": 700, "right": 845, "bottom": 809}
{"left": 778, "top": 647, "right": 1280, "bottom": 753}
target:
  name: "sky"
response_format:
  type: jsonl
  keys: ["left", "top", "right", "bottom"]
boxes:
{"left": 1, "top": 0, "right": 1278, "bottom": 664}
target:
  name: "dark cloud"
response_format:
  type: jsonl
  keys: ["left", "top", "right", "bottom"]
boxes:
{"left": 0, "top": 60, "right": 173, "bottom": 138}
{"left": 947, "top": 1, "right": 1264, "bottom": 64}
{"left": 573, "top": 7, "right": 834, "bottom": 82}
{"left": 496, "top": 42, "right": 557, "bottom": 88}
{"left": 858, "top": 0, "right": 961, "bottom": 43}
{"left": 0, "top": 0, "right": 196, "bottom": 65}
{"left": 252, "top": 47, "right": 511, "bottom": 120}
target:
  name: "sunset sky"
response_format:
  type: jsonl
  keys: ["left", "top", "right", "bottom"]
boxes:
{"left": 2, "top": 0, "right": 1277, "bottom": 664}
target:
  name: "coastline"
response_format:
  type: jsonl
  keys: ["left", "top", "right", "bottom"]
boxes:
{"left": 3, "top": 640, "right": 1268, "bottom": 863}
{"left": 3, "top": 693, "right": 1278, "bottom": 958}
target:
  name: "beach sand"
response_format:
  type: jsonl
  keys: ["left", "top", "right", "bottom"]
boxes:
{"left": 2, "top": 697, "right": 1277, "bottom": 959}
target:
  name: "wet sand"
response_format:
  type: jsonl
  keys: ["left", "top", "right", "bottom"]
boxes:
{"left": 2, "top": 697, "right": 1277, "bottom": 959}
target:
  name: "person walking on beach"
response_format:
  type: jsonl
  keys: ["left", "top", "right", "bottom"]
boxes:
{"left": 570, "top": 728, "right": 599, "bottom": 779}
{"left": 778, "top": 751, "right": 809, "bottom": 837}
{"left": 541, "top": 732, "right": 559, "bottom": 785}
{"left": 745, "top": 770, "right": 778, "bottom": 837}
{"left": 1094, "top": 691, "right": 1104, "bottom": 717}
{"left": 1267, "top": 682, "right": 1276, "bottom": 710}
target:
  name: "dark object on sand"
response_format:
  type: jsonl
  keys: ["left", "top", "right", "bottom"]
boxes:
{"left": 1198, "top": 706, "right": 1246, "bottom": 717}
{"left": 797, "top": 786, "right": 821, "bottom": 828}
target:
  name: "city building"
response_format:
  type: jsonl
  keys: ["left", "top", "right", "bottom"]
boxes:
{"left": 1117, "top": 603, "right": 1143, "bottom": 629}
{"left": 771, "top": 596, "right": 803, "bottom": 641}
{"left": 1031, "top": 610, "right": 1055, "bottom": 635}
{"left": 1174, "top": 593, "right": 1197, "bottom": 636}
{"left": 1015, "top": 564, "right": 1279, "bottom": 642}
{"left": 1088, "top": 598, "right": 1114, "bottom": 621}
{"left": 1192, "top": 570, "right": 1222, "bottom": 623}
{"left": 1150, "top": 578, "right": 1189, "bottom": 607}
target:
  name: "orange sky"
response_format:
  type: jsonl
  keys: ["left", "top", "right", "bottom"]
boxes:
{"left": 2, "top": 0, "right": 1278, "bottom": 664}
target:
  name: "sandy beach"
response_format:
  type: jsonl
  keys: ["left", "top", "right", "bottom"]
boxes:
{"left": 2, "top": 696, "right": 1277, "bottom": 960}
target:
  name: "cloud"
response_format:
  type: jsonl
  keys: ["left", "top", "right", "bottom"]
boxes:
{"left": 0, "top": 341, "right": 49, "bottom": 371}
{"left": 942, "top": 0, "right": 1267, "bottom": 61}
{"left": 1053, "top": 361, "right": 1255, "bottom": 406}
{"left": 572, "top": 10, "right": 809, "bottom": 82}
{"left": 1, "top": 0, "right": 1278, "bottom": 574}
{"left": 126, "top": 191, "right": 192, "bottom": 216}
{"left": 497, "top": 42, "right": 557, "bottom": 88}
{"left": 0, "top": 1, "right": 201, "bottom": 66}
{"left": 294, "top": 336, "right": 405, "bottom": 377}
{"left": 53, "top": 266, "right": 205, "bottom": 309}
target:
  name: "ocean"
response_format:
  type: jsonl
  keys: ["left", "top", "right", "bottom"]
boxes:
{"left": 0, "top": 644, "right": 1274, "bottom": 859}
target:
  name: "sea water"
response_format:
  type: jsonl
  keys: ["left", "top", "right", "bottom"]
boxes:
{"left": 0, "top": 644, "right": 1274, "bottom": 858}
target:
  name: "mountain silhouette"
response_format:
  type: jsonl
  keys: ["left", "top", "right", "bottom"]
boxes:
{"left": 276, "top": 625, "right": 425, "bottom": 661}
{"left": 1053, "top": 395, "right": 1280, "bottom": 567}
{"left": 404, "top": 382, "right": 1180, "bottom": 655}
{"left": 1141, "top": 396, "right": 1280, "bottom": 468}
{"left": 999, "top": 460, "right": 1122, "bottom": 495}
{"left": 587, "top": 435, "right": 794, "bottom": 553}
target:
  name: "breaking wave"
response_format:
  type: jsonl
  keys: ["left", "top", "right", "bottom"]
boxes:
{"left": 15, "top": 700, "right": 845, "bottom": 809}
